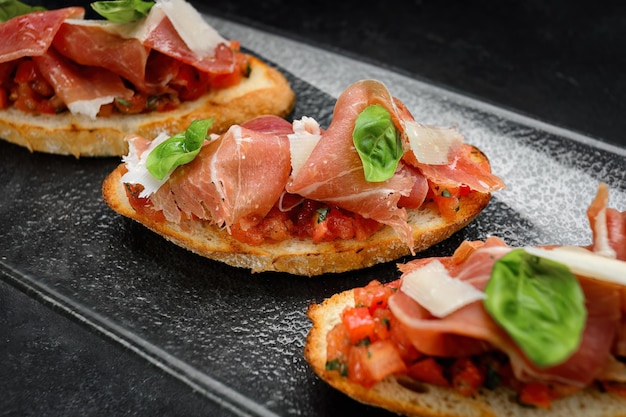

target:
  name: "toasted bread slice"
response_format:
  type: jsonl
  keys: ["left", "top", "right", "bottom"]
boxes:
{"left": 102, "top": 145, "right": 493, "bottom": 276}
{"left": 0, "top": 56, "right": 295, "bottom": 157}
{"left": 304, "top": 289, "right": 626, "bottom": 417}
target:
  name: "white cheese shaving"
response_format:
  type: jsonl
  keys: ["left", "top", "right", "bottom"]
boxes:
{"left": 288, "top": 117, "right": 322, "bottom": 179}
{"left": 67, "top": 96, "right": 117, "bottom": 120}
{"left": 120, "top": 132, "right": 171, "bottom": 197}
{"left": 124, "top": 4, "right": 166, "bottom": 41}
{"left": 524, "top": 246, "right": 626, "bottom": 286}
{"left": 402, "top": 121, "right": 464, "bottom": 165}
{"left": 400, "top": 260, "right": 486, "bottom": 318}
{"left": 155, "top": 0, "right": 227, "bottom": 57}
{"left": 62, "top": 14, "right": 160, "bottom": 40}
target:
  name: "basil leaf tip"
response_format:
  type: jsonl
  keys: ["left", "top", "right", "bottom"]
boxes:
{"left": 484, "top": 249, "right": 586, "bottom": 368}
{"left": 91, "top": 0, "right": 154, "bottom": 23}
{"left": 146, "top": 118, "right": 213, "bottom": 180}
{"left": 353, "top": 104, "right": 403, "bottom": 182}
{"left": 0, "top": 0, "right": 45, "bottom": 22}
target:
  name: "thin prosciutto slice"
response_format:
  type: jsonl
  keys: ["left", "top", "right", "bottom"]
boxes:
{"left": 414, "top": 144, "right": 506, "bottom": 194}
{"left": 33, "top": 48, "right": 133, "bottom": 119}
{"left": 142, "top": 13, "right": 235, "bottom": 74}
{"left": 286, "top": 80, "right": 417, "bottom": 247}
{"left": 150, "top": 116, "right": 293, "bottom": 229}
{"left": 587, "top": 182, "right": 626, "bottom": 260}
{"left": 0, "top": 7, "right": 84, "bottom": 63}
{"left": 52, "top": 22, "right": 151, "bottom": 93}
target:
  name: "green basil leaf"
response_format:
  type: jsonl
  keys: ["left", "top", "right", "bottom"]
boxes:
{"left": 353, "top": 104, "right": 403, "bottom": 182}
{"left": 0, "top": 0, "right": 45, "bottom": 22}
{"left": 146, "top": 119, "right": 213, "bottom": 180}
{"left": 91, "top": 0, "right": 154, "bottom": 23}
{"left": 484, "top": 249, "right": 586, "bottom": 368}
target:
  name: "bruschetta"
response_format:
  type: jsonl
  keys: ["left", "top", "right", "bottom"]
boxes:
{"left": 102, "top": 79, "right": 505, "bottom": 276}
{"left": 305, "top": 182, "right": 626, "bottom": 415}
{"left": 0, "top": 0, "right": 295, "bottom": 157}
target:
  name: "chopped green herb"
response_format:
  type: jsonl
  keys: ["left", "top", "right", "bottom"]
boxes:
{"left": 483, "top": 363, "right": 501, "bottom": 389}
{"left": 325, "top": 359, "right": 347, "bottom": 376}
{"left": 316, "top": 207, "right": 329, "bottom": 223}
{"left": 115, "top": 97, "right": 132, "bottom": 107}
{"left": 357, "top": 337, "right": 371, "bottom": 347}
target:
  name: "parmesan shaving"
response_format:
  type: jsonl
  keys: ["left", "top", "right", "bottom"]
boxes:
{"left": 401, "top": 260, "right": 486, "bottom": 318}
{"left": 403, "top": 121, "right": 464, "bottom": 165}
{"left": 67, "top": 96, "right": 117, "bottom": 120}
{"left": 156, "top": 0, "right": 226, "bottom": 57}
{"left": 524, "top": 246, "right": 626, "bottom": 286}
{"left": 288, "top": 117, "right": 322, "bottom": 179}
{"left": 120, "top": 132, "right": 171, "bottom": 197}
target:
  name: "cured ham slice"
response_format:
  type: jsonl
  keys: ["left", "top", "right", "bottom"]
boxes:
{"left": 52, "top": 22, "right": 151, "bottom": 93}
{"left": 0, "top": 7, "right": 84, "bottom": 63}
{"left": 587, "top": 182, "right": 626, "bottom": 260}
{"left": 414, "top": 144, "right": 506, "bottom": 194}
{"left": 33, "top": 48, "right": 133, "bottom": 119}
{"left": 142, "top": 14, "right": 235, "bottom": 75}
{"left": 286, "top": 80, "right": 417, "bottom": 247}
{"left": 150, "top": 116, "right": 293, "bottom": 229}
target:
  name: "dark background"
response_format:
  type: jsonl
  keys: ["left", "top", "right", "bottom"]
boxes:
{"left": 2, "top": 1, "right": 625, "bottom": 416}
{"left": 197, "top": 0, "right": 626, "bottom": 148}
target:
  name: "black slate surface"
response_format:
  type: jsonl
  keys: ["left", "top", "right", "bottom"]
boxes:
{"left": 2, "top": 1, "right": 625, "bottom": 417}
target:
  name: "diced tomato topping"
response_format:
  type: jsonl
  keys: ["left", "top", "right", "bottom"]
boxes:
{"left": 371, "top": 308, "right": 392, "bottom": 341}
{"left": 426, "top": 182, "right": 473, "bottom": 218}
{"left": 124, "top": 183, "right": 166, "bottom": 223}
{"left": 230, "top": 207, "right": 294, "bottom": 246}
{"left": 9, "top": 59, "right": 62, "bottom": 115}
{"left": 459, "top": 184, "right": 471, "bottom": 196}
{"left": 407, "top": 357, "right": 450, "bottom": 387}
{"left": 518, "top": 382, "right": 553, "bottom": 409}
{"left": 171, "top": 64, "right": 210, "bottom": 101}
{"left": 228, "top": 198, "right": 382, "bottom": 245}
{"left": 114, "top": 93, "right": 148, "bottom": 115}
{"left": 450, "top": 357, "right": 485, "bottom": 396}
{"left": 347, "top": 340, "right": 407, "bottom": 387}
{"left": 354, "top": 280, "right": 395, "bottom": 314}
{"left": 432, "top": 192, "right": 460, "bottom": 218}
{"left": 326, "top": 323, "right": 351, "bottom": 368}
{"left": 310, "top": 205, "right": 381, "bottom": 243}
{"left": 341, "top": 306, "right": 376, "bottom": 345}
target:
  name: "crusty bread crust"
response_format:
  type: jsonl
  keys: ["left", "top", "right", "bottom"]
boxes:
{"left": 102, "top": 146, "right": 494, "bottom": 276}
{"left": 304, "top": 290, "right": 626, "bottom": 417}
{"left": 0, "top": 56, "right": 295, "bottom": 157}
